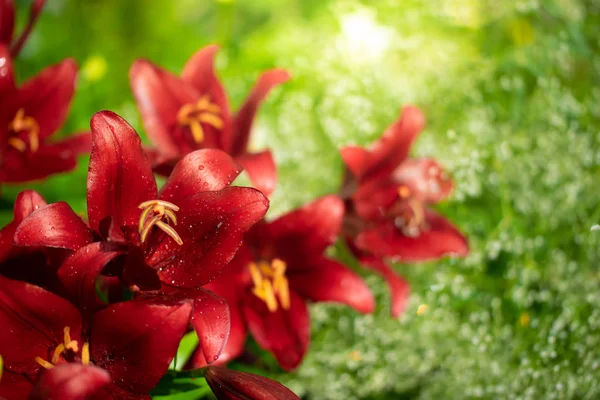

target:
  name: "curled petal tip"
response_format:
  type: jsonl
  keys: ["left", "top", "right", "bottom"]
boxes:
{"left": 401, "top": 105, "right": 426, "bottom": 131}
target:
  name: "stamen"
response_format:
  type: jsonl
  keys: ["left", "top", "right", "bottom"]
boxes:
{"left": 7, "top": 108, "right": 40, "bottom": 153}
{"left": 249, "top": 259, "right": 291, "bottom": 312}
{"left": 63, "top": 326, "right": 71, "bottom": 346}
{"left": 397, "top": 185, "right": 411, "bottom": 199}
{"left": 138, "top": 200, "right": 183, "bottom": 245}
{"left": 176, "top": 95, "right": 224, "bottom": 145}
{"left": 51, "top": 344, "right": 66, "bottom": 364}
{"left": 0, "top": 354, "right": 3, "bottom": 383}
{"left": 82, "top": 343, "right": 90, "bottom": 365}
{"left": 35, "top": 357, "right": 54, "bottom": 370}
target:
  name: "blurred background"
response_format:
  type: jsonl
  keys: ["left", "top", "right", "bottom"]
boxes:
{"left": 5, "top": 0, "right": 600, "bottom": 398}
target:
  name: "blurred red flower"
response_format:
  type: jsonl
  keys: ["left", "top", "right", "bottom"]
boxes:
{"left": 0, "top": 45, "right": 90, "bottom": 184}
{"left": 340, "top": 105, "right": 469, "bottom": 317}
{"left": 130, "top": 44, "right": 290, "bottom": 196}
{"left": 0, "top": 0, "right": 46, "bottom": 56}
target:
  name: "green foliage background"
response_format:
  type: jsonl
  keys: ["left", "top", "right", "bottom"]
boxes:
{"left": 5, "top": 0, "right": 600, "bottom": 398}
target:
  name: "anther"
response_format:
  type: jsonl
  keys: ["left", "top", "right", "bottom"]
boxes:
{"left": 138, "top": 200, "right": 183, "bottom": 245}
{"left": 8, "top": 108, "right": 40, "bottom": 153}
{"left": 249, "top": 259, "right": 291, "bottom": 312}
{"left": 176, "top": 95, "right": 224, "bottom": 144}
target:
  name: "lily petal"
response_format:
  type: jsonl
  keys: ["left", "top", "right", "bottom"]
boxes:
{"left": 57, "top": 242, "right": 124, "bottom": 317}
{"left": 0, "top": 141, "right": 82, "bottom": 183}
{"left": 14, "top": 202, "right": 93, "bottom": 251}
{"left": 263, "top": 195, "right": 344, "bottom": 257}
{"left": 360, "top": 105, "right": 425, "bottom": 182}
{"left": 0, "top": 370, "right": 35, "bottom": 399}
{"left": 231, "top": 68, "right": 290, "bottom": 155}
{"left": 242, "top": 291, "right": 309, "bottom": 371}
{"left": 355, "top": 209, "right": 469, "bottom": 262}
{"left": 30, "top": 363, "right": 111, "bottom": 400}
{"left": 0, "top": 44, "right": 14, "bottom": 95}
{"left": 159, "top": 149, "right": 241, "bottom": 202}
{"left": 0, "top": 0, "right": 14, "bottom": 45}
{"left": 49, "top": 132, "right": 92, "bottom": 155}
{"left": 150, "top": 187, "right": 269, "bottom": 288}
{"left": 288, "top": 258, "right": 374, "bottom": 314}
{"left": 0, "top": 189, "right": 46, "bottom": 262}
{"left": 91, "top": 298, "right": 193, "bottom": 394}
{"left": 392, "top": 158, "right": 454, "bottom": 203}
{"left": 0, "top": 276, "right": 81, "bottom": 374}
{"left": 358, "top": 255, "right": 410, "bottom": 318}
{"left": 130, "top": 59, "right": 201, "bottom": 157}
{"left": 154, "top": 287, "right": 230, "bottom": 364}
{"left": 87, "top": 111, "right": 157, "bottom": 240}
{"left": 205, "top": 366, "right": 300, "bottom": 400}
{"left": 235, "top": 150, "right": 277, "bottom": 197}
{"left": 15, "top": 58, "right": 77, "bottom": 139}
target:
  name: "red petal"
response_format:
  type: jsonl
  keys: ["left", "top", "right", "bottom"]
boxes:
{"left": 14, "top": 202, "right": 93, "bottom": 250}
{"left": 0, "top": 44, "right": 15, "bottom": 95}
{"left": 50, "top": 132, "right": 93, "bottom": 155}
{"left": 392, "top": 158, "right": 454, "bottom": 203}
{"left": 150, "top": 187, "right": 269, "bottom": 288}
{"left": 180, "top": 45, "right": 232, "bottom": 146}
{"left": 354, "top": 209, "right": 469, "bottom": 262}
{"left": 0, "top": 371, "right": 34, "bottom": 399}
{"left": 15, "top": 59, "right": 77, "bottom": 139}
{"left": 235, "top": 150, "right": 277, "bottom": 196}
{"left": 358, "top": 256, "right": 410, "bottom": 318}
{"left": 129, "top": 59, "right": 201, "bottom": 158}
{"left": 91, "top": 298, "right": 192, "bottom": 394}
{"left": 340, "top": 145, "right": 368, "bottom": 183}
{"left": 30, "top": 364, "right": 111, "bottom": 400}
{"left": 231, "top": 69, "right": 290, "bottom": 155}
{"left": 262, "top": 195, "right": 343, "bottom": 257}
{"left": 205, "top": 366, "right": 300, "bottom": 400}
{"left": 361, "top": 105, "right": 425, "bottom": 181}
{"left": 0, "top": 189, "right": 46, "bottom": 262}
{"left": 94, "top": 384, "right": 151, "bottom": 400}
{"left": 288, "top": 258, "right": 374, "bottom": 314}
{"left": 0, "top": 276, "right": 81, "bottom": 374}
{"left": 57, "top": 242, "right": 124, "bottom": 317}
{"left": 0, "top": 142, "right": 81, "bottom": 183}
{"left": 0, "top": 0, "right": 14, "bottom": 45}
{"left": 159, "top": 149, "right": 241, "bottom": 202}
{"left": 154, "top": 287, "right": 230, "bottom": 364}
{"left": 87, "top": 111, "right": 157, "bottom": 240}
{"left": 242, "top": 291, "right": 309, "bottom": 371}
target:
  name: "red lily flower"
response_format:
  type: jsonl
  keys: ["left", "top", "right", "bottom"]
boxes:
{"left": 205, "top": 365, "right": 300, "bottom": 400}
{"left": 14, "top": 110, "right": 269, "bottom": 363}
{"left": 0, "top": 45, "right": 91, "bottom": 184}
{"left": 340, "top": 105, "right": 469, "bottom": 317}
{"left": 130, "top": 44, "right": 290, "bottom": 196}
{"left": 29, "top": 363, "right": 111, "bottom": 400}
{"left": 0, "top": 275, "right": 192, "bottom": 399}
{"left": 0, "top": 189, "right": 92, "bottom": 290}
{"left": 191, "top": 196, "right": 375, "bottom": 371}
{"left": 0, "top": 0, "right": 46, "bottom": 57}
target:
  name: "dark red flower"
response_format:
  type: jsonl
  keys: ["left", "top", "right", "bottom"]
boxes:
{"left": 29, "top": 363, "right": 111, "bottom": 400}
{"left": 130, "top": 44, "right": 290, "bottom": 195}
{"left": 340, "top": 105, "right": 469, "bottom": 317}
{"left": 0, "top": 0, "right": 46, "bottom": 57}
{"left": 191, "top": 196, "right": 374, "bottom": 371}
{"left": 0, "top": 275, "right": 192, "bottom": 399}
{"left": 16, "top": 110, "right": 269, "bottom": 364}
{"left": 0, "top": 45, "right": 91, "bottom": 184}
{"left": 205, "top": 365, "right": 300, "bottom": 400}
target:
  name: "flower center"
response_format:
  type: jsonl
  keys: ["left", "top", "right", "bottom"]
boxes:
{"left": 176, "top": 95, "right": 224, "bottom": 144}
{"left": 7, "top": 108, "right": 40, "bottom": 153}
{"left": 138, "top": 200, "right": 183, "bottom": 245}
{"left": 34, "top": 326, "right": 90, "bottom": 369}
{"left": 394, "top": 185, "right": 427, "bottom": 237}
{"left": 249, "top": 258, "right": 290, "bottom": 313}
